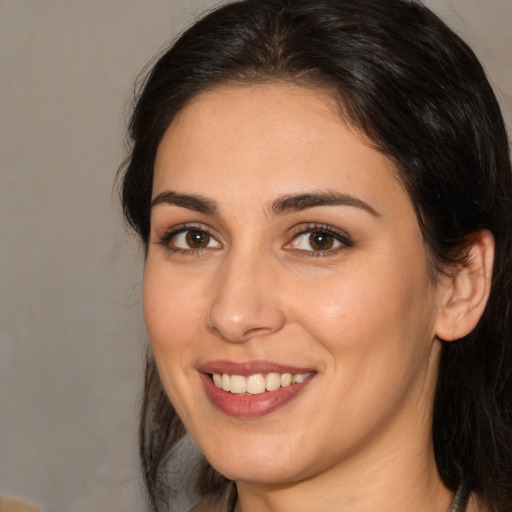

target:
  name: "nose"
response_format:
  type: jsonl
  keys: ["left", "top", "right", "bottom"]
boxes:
{"left": 205, "top": 251, "right": 286, "bottom": 343}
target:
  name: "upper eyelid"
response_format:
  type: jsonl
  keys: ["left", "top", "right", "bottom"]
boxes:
{"left": 160, "top": 222, "right": 216, "bottom": 236}
{"left": 157, "top": 223, "right": 221, "bottom": 244}
{"left": 288, "top": 223, "right": 352, "bottom": 241}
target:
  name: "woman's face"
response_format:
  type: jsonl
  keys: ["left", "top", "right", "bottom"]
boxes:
{"left": 144, "top": 83, "right": 446, "bottom": 485}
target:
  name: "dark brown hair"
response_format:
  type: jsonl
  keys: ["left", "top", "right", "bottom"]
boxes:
{"left": 119, "top": 0, "right": 512, "bottom": 510}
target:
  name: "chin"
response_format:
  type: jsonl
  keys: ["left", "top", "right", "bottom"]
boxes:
{"left": 199, "top": 433, "right": 313, "bottom": 485}
{"left": 212, "top": 459, "right": 297, "bottom": 485}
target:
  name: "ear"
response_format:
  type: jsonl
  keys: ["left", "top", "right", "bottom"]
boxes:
{"left": 435, "top": 230, "right": 495, "bottom": 342}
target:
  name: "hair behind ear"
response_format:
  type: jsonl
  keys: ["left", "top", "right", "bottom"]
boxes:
{"left": 433, "top": 228, "right": 512, "bottom": 510}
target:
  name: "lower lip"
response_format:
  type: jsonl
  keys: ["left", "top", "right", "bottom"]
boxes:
{"left": 200, "top": 373, "right": 314, "bottom": 417}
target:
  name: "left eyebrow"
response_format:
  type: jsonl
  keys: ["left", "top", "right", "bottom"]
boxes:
{"left": 270, "top": 191, "right": 380, "bottom": 217}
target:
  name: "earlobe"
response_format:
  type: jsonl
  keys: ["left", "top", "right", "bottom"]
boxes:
{"left": 435, "top": 230, "right": 495, "bottom": 342}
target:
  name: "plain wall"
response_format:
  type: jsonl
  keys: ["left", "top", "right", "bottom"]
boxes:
{"left": 0, "top": 1, "right": 510, "bottom": 511}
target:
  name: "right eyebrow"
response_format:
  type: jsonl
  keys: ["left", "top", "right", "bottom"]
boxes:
{"left": 150, "top": 191, "right": 220, "bottom": 216}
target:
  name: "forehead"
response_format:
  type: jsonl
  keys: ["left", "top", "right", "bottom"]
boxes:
{"left": 157, "top": 83, "right": 347, "bottom": 167}
{"left": 153, "top": 83, "right": 409, "bottom": 216}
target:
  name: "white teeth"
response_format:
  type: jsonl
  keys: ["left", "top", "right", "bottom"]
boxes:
{"left": 247, "top": 374, "right": 266, "bottom": 394}
{"left": 230, "top": 375, "right": 247, "bottom": 394}
{"left": 213, "top": 373, "right": 222, "bottom": 388}
{"left": 221, "top": 373, "right": 231, "bottom": 392}
{"left": 292, "top": 373, "right": 309, "bottom": 384}
{"left": 265, "top": 372, "right": 281, "bottom": 391}
{"left": 211, "top": 372, "right": 312, "bottom": 395}
{"left": 281, "top": 373, "right": 292, "bottom": 387}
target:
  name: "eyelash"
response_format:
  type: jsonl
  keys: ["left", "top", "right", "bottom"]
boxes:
{"left": 157, "top": 224, "right": 220, "bottom": 256}
{"left": 286, "top": 223, "right": 354, "bottom": 257}
{"left": 156, "top": 223, "right": 353, "bottom": 256}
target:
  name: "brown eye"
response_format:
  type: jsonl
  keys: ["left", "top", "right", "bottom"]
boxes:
{"left": 286, "top": 226, "right": 351, "bottom": 254}
{"left": 308, "top": 231, "right": 335, "bottom": 251}
{"left": 185, "top": 230, "right": 211, "bottom": 248}
{"left": 164, "top": 228, "right": 221, "bottom": 251}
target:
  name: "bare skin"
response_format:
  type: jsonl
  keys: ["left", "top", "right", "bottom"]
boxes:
{"left": 145, "top": 83, "right": 493, "bottom": 512}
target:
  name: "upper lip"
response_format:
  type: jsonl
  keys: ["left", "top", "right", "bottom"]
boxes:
{"left": 198, "top": 360, "right": 316, "bottom": 376}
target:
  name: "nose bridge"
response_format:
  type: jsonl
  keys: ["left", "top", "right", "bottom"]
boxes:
{"left": 206, "top": 246, "right": 285, "bottom": 343}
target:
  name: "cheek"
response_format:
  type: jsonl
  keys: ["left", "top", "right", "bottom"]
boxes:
{"left": 142, "top": 262, "right": 210, "bottom": 423}
{"left": 142, "top": 261, "right": 205, "bottom": 363}
{"left": 286, "top": 254, "right": 435, "bottom": 361}
{"left": 286, "top": 261, "right": 437, "bottom": 432}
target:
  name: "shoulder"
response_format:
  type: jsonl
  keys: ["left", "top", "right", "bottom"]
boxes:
{"left": 0, "top": 494, "right": 42, "bottom": 512}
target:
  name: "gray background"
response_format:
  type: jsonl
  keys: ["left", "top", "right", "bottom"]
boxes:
{"left": 1, "top": 1, "right": 510, "bottom": 511}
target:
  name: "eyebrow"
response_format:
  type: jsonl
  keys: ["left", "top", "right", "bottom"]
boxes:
{"left": 270, "top": 191, "right": 379, "bottom": 217}
{"left": 151, "top": 191, "right": 219, "bottom": 215}
{"left": 150, "top": 189, "right": 379, "bottom": 217}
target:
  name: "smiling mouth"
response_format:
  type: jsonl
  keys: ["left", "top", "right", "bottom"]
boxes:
{"left": 211, "top": 372, "right": 313, "bottom": 395}
{"left": 200, "top": 367, "right": 316, "bottom": 416}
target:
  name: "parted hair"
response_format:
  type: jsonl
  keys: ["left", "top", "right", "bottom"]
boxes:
{"left": 119, "top": 1, "right": 512, "bottom": 510}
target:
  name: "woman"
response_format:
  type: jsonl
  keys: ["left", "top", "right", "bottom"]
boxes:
{"left": 119, "top": 0, "right": 512, "bottom": 510}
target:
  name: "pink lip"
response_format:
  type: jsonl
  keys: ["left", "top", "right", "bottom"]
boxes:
{"left": 198, "top": 359, "right": 316, "bottom": 376}
{"left": 198, "top": 360, "right": 316, "bottom": 417}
